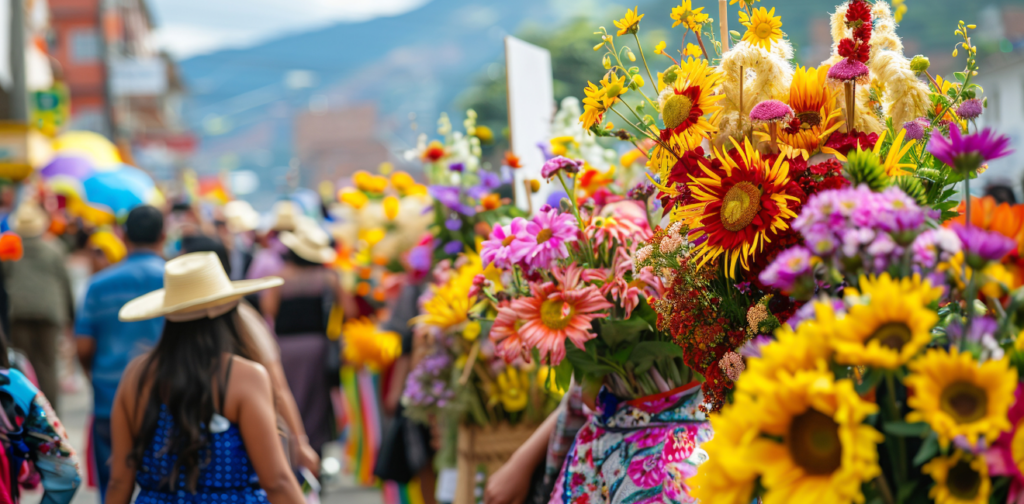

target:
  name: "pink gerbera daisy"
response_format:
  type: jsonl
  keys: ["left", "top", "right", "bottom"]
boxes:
{"left": 480, "top": 217, "right": 531, "bottom": 269}
{"left": 512, "top": 275, "right": 612, "bottom": 365}
{"left": 586, "top": 200, "right": 653, "bottom": 247}
{"left": 522, "top": 206, "right": 579, "bottom": 270}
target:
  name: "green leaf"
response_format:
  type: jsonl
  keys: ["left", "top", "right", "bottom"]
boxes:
{"left": 565, "top": 342, "right": 615, "bottom": 377}
{"left": 553, "top": 356, "right": 574, "bottom": 392}
{"left": 896, "top": 480, "right": 919, "bottom": 502}
{"left": 597, "top": 317, "right": 650, "bottom": 349}
{"left": 913, "top": 432, "right": 939, "bottom": 466}
{"left": 855, "top": 368, "right": 884, "bottom": 394}
{"left": 954, "top": 71, "right": 966, "bottom": 82}
{"left": 610, "top": 346, "right": 634, "bottom": 365}
{"left": 883, "top": 421, "right": 930, "bottom": 437}
{"left": 633, "top": 296, "right": 659, "bottom": 328}
{"left": 628, "top": 341, "right": 683, "bottom": 374}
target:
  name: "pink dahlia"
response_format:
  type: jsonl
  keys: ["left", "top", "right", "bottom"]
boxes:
{"left": 582, "top": 247, "right": 652, "bottom": 318}
{"left": 586, "top": 200, "right": 652, "bottom": 247}
{"left": 511, "top": 281, "right": 612, "bottom": 365}
{"left": 480, "top": 217, "right": 531, "bottom": 269}
{"left": 522, "top": 206, "right": 579, "bottom": 270}
{"left": 826, "top": 58, "right": 870, "bottom": 85}
{"left": 490, "top": 302, "right": 527, "bottom": 363}
{"left": 749, "top": 99, "right": 794, "bottom": 125}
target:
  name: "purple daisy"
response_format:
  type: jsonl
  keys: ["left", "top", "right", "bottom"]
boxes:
{"left": 540, "top": 156, "right": 584, "bottom": 179}
{"left": 429, "top": 185, "right": 477, "bottom": 216}
{"left": 759, "top": 246, "right": 813, "bottom": 291}
{"left": 522, "top": 207, "right": 578, "bottom": 270}
{"left": 928, "top": 126, "right": 1012, "bottom": 174}
{"left": 952, "top": 223, "right": 1016, "bottom": 265}
{"left": 749, "top": 100, "right": 794, "bottom": 124}
{"left": 826, "top": 58, "right": 870, "bottom": 84}
{"left": 480, "top": 217, "right": 531, "bottom": 269}
{"left": 955, "top": 98, "right": 983, "bottom": 120}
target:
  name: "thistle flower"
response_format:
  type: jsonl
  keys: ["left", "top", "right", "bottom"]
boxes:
{"left": 827, "top": 58, "right": 870, "bottom": 85}
{"left": 749, "top": 99, "right": 794, "bottom": 125}
{"left": 901, "top": 119, "right": 926, "bottom": 141}
{"left": 955, "top": 98, "right": 983, "bottom": 120}
{"left": 928, "top": 127, "right": 1012, "bottom": 174}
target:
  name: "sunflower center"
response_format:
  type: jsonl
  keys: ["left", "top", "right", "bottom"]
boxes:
{"left": 536, "top": 228, "right": 554, "bottom": 244}
{"left": 502, "top": 235, "right": 516, "bottom": 247}
{"left": 869, "top": 322, "right": 912, "bottom": 351}
{"left": 720, "top": 181, "right": 762, "bottom": 232}
{"left": 947, "top": 459, "right": 982, "bottom": 500}
{"left": 755, "top": 21, "right": 773, "bottom": 39}
{"left": 940, "top": 381, "right": 988, "bottom": 424}
{"left": 663, "top": 94, "right": 695, "bottom": 130}
{"left": 788, "top": 408, "right": 842, "bottom": 475}
{"left": 539, "top": 299, "right": 576, "bottom": 331}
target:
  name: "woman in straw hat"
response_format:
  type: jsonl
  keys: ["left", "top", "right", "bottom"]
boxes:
{"left": 106, "top": 252, "right": 304, "bottom": 504}
{"left": 261, "top": 220, "right": 348, "bottom": 455}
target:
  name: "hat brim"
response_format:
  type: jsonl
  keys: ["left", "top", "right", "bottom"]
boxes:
{"left": 119, "top": 277, "right": 283, "bottom": 322}
{"left": 279, "top": 231, "right": 337, "bottom": 264}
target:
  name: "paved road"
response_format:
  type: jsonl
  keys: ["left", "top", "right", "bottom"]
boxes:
{"left": 19, "top": 374, "right": 382, "bottom": 504}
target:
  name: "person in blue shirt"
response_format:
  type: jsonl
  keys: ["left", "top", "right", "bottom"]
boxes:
{"left": 74, "top": 205, "right": 165, "bottom": 502}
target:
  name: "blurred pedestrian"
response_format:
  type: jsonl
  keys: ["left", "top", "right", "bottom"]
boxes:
{"left": 106, "top": 252, "right": 303, "bottom": 504}
{"left": 3, "top": 201, "right": 74, "bottom": 411}
{"left": 74, "top": 205, "right": 165, "bottom": 502}
{"left": 260, "top": 220, "right": 348, "bottom": 454}
{"left": 223, "top": 201, "right": 259, "bottom": 280}
{"left": 0, "top": 323, "right": 81, "bottom": 504}
{"left": 247, "top": 200, "right": 299, "bottom": 281}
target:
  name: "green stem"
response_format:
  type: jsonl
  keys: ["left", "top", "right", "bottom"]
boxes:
{"left": 633, "top": 33, "right": 659, "bottom": 98}
{"left": 884, "top": 373, "right": 908, "bottom": 486}
{"left": 555, "top": 171, "right": 596, "bottom": 267}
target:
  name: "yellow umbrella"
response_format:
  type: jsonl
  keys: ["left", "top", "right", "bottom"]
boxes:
{"left": 53, "top": 131, "right": 121, "bottom": 169}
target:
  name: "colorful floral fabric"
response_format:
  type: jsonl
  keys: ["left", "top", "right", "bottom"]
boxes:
{"left": 549, "top": 383, "right": 711, "bottom": 504}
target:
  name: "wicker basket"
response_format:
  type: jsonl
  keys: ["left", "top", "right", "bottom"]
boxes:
{"left": 454, "top": 423, "right": 536, "bottom": 504}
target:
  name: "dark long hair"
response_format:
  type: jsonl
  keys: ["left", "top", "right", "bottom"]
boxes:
{"left": 129, "top": 309, "right": 253, "bottom": 492}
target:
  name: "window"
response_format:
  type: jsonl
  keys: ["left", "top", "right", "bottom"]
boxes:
{"left": 69, "top": 29, "right": 100, "bottom": 63}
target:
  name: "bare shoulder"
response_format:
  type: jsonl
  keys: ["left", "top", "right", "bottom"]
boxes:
{"left": 119, "top": 354, "right": 152, "bottom": 396}
{"left": 227, "top": 356, "right": 272, "bottom": 396}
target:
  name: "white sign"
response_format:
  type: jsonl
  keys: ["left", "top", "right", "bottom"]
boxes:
{"left": 505, "top": 36, "right": 554, "bottom": 211}
{"left": 110, "top": 58, "right": 167, "bottom": 96}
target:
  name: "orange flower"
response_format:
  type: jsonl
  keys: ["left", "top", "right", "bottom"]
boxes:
{"left": 481, "top": 193, "right": 502, "bottom": 211}
{"left": 422, "top": 141, "right": 446, "bottom": 162}
{"left": 946, "top": 196, "right": 1024, "bottom": 253}
{"left": 0, "top": 232, "right": 23, "bottom": 261}
{"left": 504, "top": 151, "right": 522, "bottom": 169}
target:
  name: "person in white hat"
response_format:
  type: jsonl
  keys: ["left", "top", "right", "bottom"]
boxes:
{"left": 260, "top": 220, "right": 350, "bottom": 455}
{"left": 105, "top": 252, "right": 304, "bottom": 504}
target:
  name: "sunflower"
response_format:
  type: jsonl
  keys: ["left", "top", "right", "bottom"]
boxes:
{"left": 682, "top": 137, "right": 802, "bottom": 277}
{"left": 689, "top": 395, "right": 763, "bottom": 504}
{"left": 750, "top": 369, "right": 882, "bottom": 504}
{"left": 872, "top": 128, "right": 917, "bottom": 176}
{"left": 412, "top": 255, "right": 482, "bottom": 329}
{"left": 739, "top": 7, "right": 783, "bottom": 51}
{"left": 832, "top": 273, "right": 941, "bottom": 369}
{"left": 776, "top": 65, "right": 843, "bottom": 157}
{"left": 613, "top": 6, "right": 644, "bottom": 36}
{"left": 738, "top": 300, "right": 836, "bottom": 397}
{"left": 905, "top": 347, "right": 1018, "bottom": 447}
{"left": 670, "top": 0, "right": 709, "bottom": 31}
{"left": 921, "top": 451, "right": 991, "bottom": 504}
{"left": 657, "top": 58, "right": 724, "bottom": 143}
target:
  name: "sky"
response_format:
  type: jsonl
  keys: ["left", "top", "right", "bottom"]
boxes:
{"left": 148, "top": 0, "right": 431, "bottom": 59}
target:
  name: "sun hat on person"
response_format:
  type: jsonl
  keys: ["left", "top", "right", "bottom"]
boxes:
{"left": 119, "top": 251, "right": 282, "bottom": 322}
{"left": 279, "top": 221, "right": 337, "bottom": 264}
{"left": 10, "top": 202, "right": 49, "bottom": 238}
{"left": 224, "top": 200, "right": 259, "bottom": 234}
{"left": 270, "top": 201, "right": 300, "bottom": 232}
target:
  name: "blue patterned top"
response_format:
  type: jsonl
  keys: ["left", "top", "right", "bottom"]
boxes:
{"left": 134, "top": 406, "right": 268, "bottom": 504}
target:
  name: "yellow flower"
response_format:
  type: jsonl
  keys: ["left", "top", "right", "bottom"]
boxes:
{"left": 832, "top": 273, "right": 941, "bottom": 369}
{"left": 683, "top": 43, "right": 702, "bottom": 57}
{"left": 383, "top": 196, "right": 400, "bottom": 220}
{"left": 600, "top": 73, "right": 628, "bottom": 105}
{"left": 739, "top": 300, "right": 835, "bottom": 397}
{"left": 942, "top": 253, "right": 1018, "bottom": 299}
{"left": 613, "top": 6, "right": 644, "bottom": 36}
{"left": 738, "top": 7, "right": 783, "bottom": 51}
{"left": 550, "top": 135, "right": 579, "bottom": 157}
{"left": 580, "top": 81, "right": 607, "bottom": 130}
{"left": 654, "top": 41, "right": 667, "bottom": 55}
{"left": 872, "top": 129, "right": 917, "bottom": 176}
{"left": 690, "top": 395, "right": 762, "bottom": 504}
{"left": 750, "top": 370, "right": 882, "bottom": 504}
{"left": 339, "top": 188, "right": 368, "bottom": 209}
{"left": 359, "top": 227, "right": 385, "bottom": 247}
{"left": 390, "top": 171, "right": 415, "bottom": 192}
{"left": 670, "top": 0, "right": 709, "bottom": 31}
{"left": 405, "top": 183, "right": 429, "bottom": 196}
{"left": 729, "top": 0, "right": 760, "bottom": 9}
{"left": 353, "top": 170, "right": 389, "bottom": 194}
{"left": 412, "top": 255, "right": 482, "bottom": 330}
{"left": 495, "top": 367, "right": 529, "bottom": 412}
{"left": 536, "top": 366, "right": 565, "bottom": 397}
{"left": 921, "top": 451, "right": 990, "bottom": 504}
{"left": 656, "top": 57, "right": 725, "bottom": 144}
{"left": 905, "top": 347, "right": 1018, "bottom": 447}
{"left": 342, "top": 318, "right": 403, "bottom": 370}
{"left": 463, "top": 320, "right": 481, "bottom": 341}
{"left": 474, "top": 125, "right": 494, "bottom": 144}
{"left": 777, "top": 65, "right": 844, "bottom": 157}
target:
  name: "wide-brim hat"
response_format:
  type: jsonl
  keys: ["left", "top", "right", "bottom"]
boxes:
{"left": 280, "top": 221, "right": 337, "bottom": 264}
{"left": 119, "top": 251, "right": 282, "bottom": 322}
{"left": 11, "top": 202, "right": 49, "bottom": 238}
{"left": 271, "top": 200, "right": 299, "bottom": 232}
{"left": 224, "top": 200, "right": 259, "bottom": 233}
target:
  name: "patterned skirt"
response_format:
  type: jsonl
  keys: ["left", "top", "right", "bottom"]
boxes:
{"left": 548, "top": 383, "right": 712, "bottom": 504}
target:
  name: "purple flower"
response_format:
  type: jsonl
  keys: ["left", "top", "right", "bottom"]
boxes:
{"left": 540, "top": 156, "right": 583, "bottom": 179}
{"left": 443, "top": 240, "right": 464, "bottom": 255}
{"left": 430, "top": 185, "right": 476, "bottom": 216}
{"left": 911, "top": 228, "right": 962, "bottom": 267}
{"left": 804, "top": 223, "right": 837, "bottom": 255}
{"left": 952, "top": 223, "right": 1016, "bottom": 265}
{"left": 546, "top": 190, "right": 568, "bottom": 209}
{"left": 522, "top": 207, "right": 578, "bottom": 270}
{"left": 826, "top": 58, "right": 870, "bottom": 84}
{"left": 955, "top": 98, "right": 983, "bottom": 120}
{"left": 749, "top": 99, "right": 794, "bottom": 124}
{"left": 852, "top": 186, "right": 926, "bottom": 234}
{"left": 467, "top": 171, "right": 503, "bottom": 199}
{"left": 902, "top": 119, "right": 926, "bottom": 141}
{"left": 928, "top": 126, "right": 1013, "bottom": 173}
{"left": 480, "top": 217, "right": 532, "bottom": 269}
{"left": 759, "top": 246, "right": 812, "bottom": 291}
{"left": 444, "top": 218, "right": 462, "bottom": 231}
{"left": 449, "top": 162, "right": 464, "bottom": 172}
{"left": 738, "top": 335, "right": 772, "bottom": 358}
{"left": 947, "top": 316, "right": 997, "bottom": 344}
{"left": 407, "top": 243, "right": 433, "bottom": 273}
{"left": 785, "top": 298, "right": 845, "bottom": 330}
{"left": 628, "top": 181, "right": 656, "bottom": 201}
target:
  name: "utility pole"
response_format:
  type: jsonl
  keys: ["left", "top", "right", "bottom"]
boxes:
{"left": 9, "top": 0, "right": 26, "bottom": 121}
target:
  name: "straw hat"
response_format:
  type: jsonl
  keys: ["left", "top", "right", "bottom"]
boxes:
{"left": 11, "top": 202, "right": 49, "bottom": 238}
{"left": 271, "top": 201, "right": 299, "bottom": 232}
{"left": 280, "top": 221, "right": 337, "bottom": 264}
{"left": 119, "top": 251, "right": 282, "bottom": 322}
{"left": 224, "top": 200, "right": 259, "bottom": 233}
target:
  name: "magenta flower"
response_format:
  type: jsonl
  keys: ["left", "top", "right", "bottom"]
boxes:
{"left": 826, "top": 58, "right": 870, "bottom": 84}
{"left": 627, "top": 455, "right": 666, "bottom": 489}
{"left": 911, "top": 227, "right": 962, "bottom": 268}
{"left": 759, "top": 246, "right": 812, "bottom": 290}
{"left": 749, "top": 99, "right": 794, "bottom": 124}
{"left": 952, "top": 223, "right": 1017, "bottom": 265}
{"left": 955, "top": 98, "right": 983, "bottom": 120}
{"left": 522, "top": 207, "right": 578, "bottom": 270}
{"left": 901, "top": 119, "right": 926, "bottom": 141}
{"left": 480, "top": 217, "right": 531, "bottom": 269}
{"left": 928, "top": 126, "right": 1012, "bottom": 173}
{"left": 540, "top": 156, "right": 583, "bottom": 179}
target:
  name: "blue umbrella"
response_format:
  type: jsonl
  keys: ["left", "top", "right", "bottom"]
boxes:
{"left": 82, "top": 165, "right": 159, "bottom": 217}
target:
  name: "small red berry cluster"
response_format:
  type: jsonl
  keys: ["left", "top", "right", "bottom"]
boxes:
{"left": 837, "top": 0, "right": 872, "bottom": 63}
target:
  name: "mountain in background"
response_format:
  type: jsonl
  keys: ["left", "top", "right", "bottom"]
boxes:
{"left": 176, "top": 0, "right": 1013, "bottom": 208}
